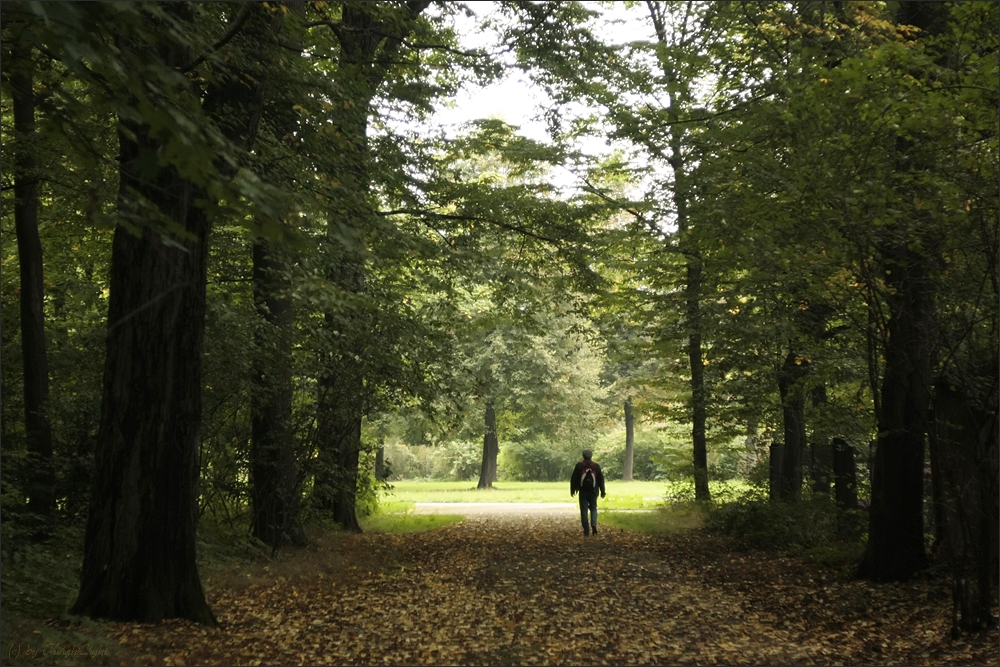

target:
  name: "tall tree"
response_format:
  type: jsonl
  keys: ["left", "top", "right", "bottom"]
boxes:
{"left": 310, "top": 1, "right": 432, "bottom": 531}
{"left": 5, "top": 15, "right": 56, "bottom": 529}
{"left": 70, "top": 3, "right": 280, "bottom": 623}
{"left": 249, "top": 1, "right": 307, "bottom": 552}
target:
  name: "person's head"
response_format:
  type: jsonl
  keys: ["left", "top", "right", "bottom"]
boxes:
{"left": 582, "top": 449, "right": 593, "bottom": 461}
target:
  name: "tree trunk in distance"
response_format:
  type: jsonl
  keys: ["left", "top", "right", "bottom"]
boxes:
{"left": 10, "top": 36, "right": 55, "bottom": 529}
{"left": 622, "top": 398, "right": 634, "bottom": 481}
{"left": 778, "top": 351, "right": 808, "bottom": 500}
{"left": 375, "top": 444, "right": 386, "bottom": 481}
{"left": 769, "top": 444, "right": 784, "bottom": 502}
{"left": 809, "top": 385, "right": 832, "bottom": 495}
{"left": 832, "top": 438, "right": 859, "bottom": 539}
{"left": 333, "top": 415, "right": 363, "bottom": 532}
{"left": 477, "top": 401, "right": 498, "bottom": 489}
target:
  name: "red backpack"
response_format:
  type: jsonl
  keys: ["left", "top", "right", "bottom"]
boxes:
{"left": 579, "top": 461, "right": 598, "bottom": 491}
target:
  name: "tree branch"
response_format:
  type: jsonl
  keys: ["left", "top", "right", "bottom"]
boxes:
{"left": 180, "top": 4, "right": 254, "bottom": 73}
{"left": 378, "top": 207, "right": 568, "bottom": 246}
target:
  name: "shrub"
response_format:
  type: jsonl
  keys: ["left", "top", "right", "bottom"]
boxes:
{"left": 430, "top": 440, "right": 482, "bottom": 481}
{"left": 498, "top": 437, "right": 576, "bottom": 481}
{"left": 704, "top": 490, "right": 843, "bottom": 554}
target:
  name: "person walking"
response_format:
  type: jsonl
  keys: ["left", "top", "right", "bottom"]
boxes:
{"left": 570, "top": 449, "right": 606, "bottom": 536}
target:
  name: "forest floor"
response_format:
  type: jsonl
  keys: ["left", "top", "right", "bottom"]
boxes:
{"left": 10, "top": 510, "right": 999, "bottom": 666}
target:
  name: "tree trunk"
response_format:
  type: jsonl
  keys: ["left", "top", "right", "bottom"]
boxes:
{"left": 622, "top": 398, "right": 635, "bottom": 481}
{"left": 71, "top": 111, "right": 216, "bottom": 627}
{"left": 250, "top": 239, "right": 305, "bottom": 549}
{"left": 10, "top": 36, "right": 55, "bottom": 528}
{"left": 832, "top": 438, "right": 858, "bottom": 511}
{"left": 857, "top": 243, "right": 932, "bottom": 582}
{"left": 647, "top": 1, "right": 710, "bottom": 502}
{"left": 832, "top": 437, "right": 860, "bottom": 539}
{"left": 72, "top": 4, "right": 273, "bottom": 624}
{"left": 778, "top": 351, "right": 808, "bottom": 500}
{"left": 375, "top": 444, "right": 387, "bottom": 481}
{"left": 809, "top": 386, "right": 832, "bottom": 495}
{"left": 932, "top": 382, "right": 998, "bottom": 635}
{"left": 334, "top": 415, "right": 363, "bottom": 532}
{"left": 769, "top": 443, "right": 784, "bottom": 502}
{"left": 249, "top": 2, "right": 306, "bottom": 552}
{"left": 477, "top": 401, "right": 498, "bottom": 489}
{"left": 311, "top": 2, "right": 429, "bottom": 530}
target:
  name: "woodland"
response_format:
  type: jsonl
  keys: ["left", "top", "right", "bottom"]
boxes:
{"left": 1, "top": 1, "right": 998, "bottom": 664}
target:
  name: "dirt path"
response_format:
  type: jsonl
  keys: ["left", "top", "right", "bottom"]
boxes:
{"left": 104, "top": 513, "right": 996, "bottom": 666}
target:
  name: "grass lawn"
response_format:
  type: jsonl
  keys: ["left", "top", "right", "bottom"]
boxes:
{"left": 383, "top": 479, "right": 750, "bottom": 510}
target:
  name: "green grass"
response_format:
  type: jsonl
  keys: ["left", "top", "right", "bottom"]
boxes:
{"left": 360, "top": 511, "right": 465, "bottom": 534}
{"left": 602, "top": 504, "right": 707, "bottom": 534}
{"left": 385, "top": 479, "right": 750, "bottom": 509}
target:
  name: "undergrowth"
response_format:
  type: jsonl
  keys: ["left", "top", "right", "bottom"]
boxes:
{"left": 704, "top": 488, "right": 866, "bottom": 570}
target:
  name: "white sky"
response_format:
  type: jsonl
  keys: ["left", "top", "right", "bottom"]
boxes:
{"left": 430, "top": 2, "right": 651, "bottom": 143}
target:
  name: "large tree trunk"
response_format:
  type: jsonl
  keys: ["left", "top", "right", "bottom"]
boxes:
{"left": 10, "top": 35, "right": 55, "bottom": 528}
{"left": 622, "top": 398, "right": 635, "bottom": 481}
{"left": 477, "top": 401, "right": 498, "bottom": 489}
{"left": 647, "top": 1, "right": 710, "bottom": 502}
{"left": 71, "top": 118, "right": 216, "bottom": 626}
{"left": 72, "top": 4, "right": 272, "bottom": 624}
{"left": 932, "top": 382, "right": 998, "bottom": 636}
{"left": 857, "top": 244, "right": 933, "bottom": 581}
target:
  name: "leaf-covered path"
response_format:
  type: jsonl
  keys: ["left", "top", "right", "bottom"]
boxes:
{"left": 108, "top": 515, "right": 996, "bottom": 666}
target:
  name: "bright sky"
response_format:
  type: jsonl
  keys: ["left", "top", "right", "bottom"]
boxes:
{"left": 431, "top": 2, "right": 651, "bottom": 143}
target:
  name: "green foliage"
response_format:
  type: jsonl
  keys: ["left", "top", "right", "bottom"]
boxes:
{"left": 497, "top": 436, "right": 577, "bottom": 482}
{"left": 704, "top": 491, "right": 850, "bottom": 554}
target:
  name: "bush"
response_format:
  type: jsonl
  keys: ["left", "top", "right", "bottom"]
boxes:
{"left": 704, "top": 490, "right": 843, "bottom": 554}
{"left": 497, "top": 437, "right": 576, "bottom": 481}
{"left": 430, "top": 440, "right": 482, "bottom": 481}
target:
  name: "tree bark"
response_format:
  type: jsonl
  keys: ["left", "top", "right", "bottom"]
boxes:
{"left": 809, "top": 385, "right": 832, "bottom": 495}
{"left": 10, "top": 35, "right": 55, "bottom": 528}
{"left": 249, "top": 1, "right": 306, "bottom": 552}
{"left": 932, "top": 382, "right": 998, "bottom": 635}
{"left": 856, "top": 244, "right": 932, "bottom": 581}
{"left": 251, "top": 239, "right": 305, "bottom": 549}
{"left": 778, "top": 351, "right": 808, "bottom": 500}
{"left": 622, "top": 397, "right": 635, "bottom": 481}
{"left": 72, "top": 4, "right": 273, "bottom": 624}
{"left": 477, "top": 401, "right": 498, "bottom": 489}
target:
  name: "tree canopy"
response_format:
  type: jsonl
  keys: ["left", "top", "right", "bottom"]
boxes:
{"left": 2, "top": 0, "right": 996, "bottom": 633}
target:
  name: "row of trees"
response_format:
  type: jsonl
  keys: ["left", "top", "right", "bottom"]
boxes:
{"left": 3, "top": 0, "right": 996, "bottom": 632}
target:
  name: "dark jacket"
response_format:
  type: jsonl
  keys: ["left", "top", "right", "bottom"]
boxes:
{"left": 571, "top": 460, "right": 606, "bottom": 497}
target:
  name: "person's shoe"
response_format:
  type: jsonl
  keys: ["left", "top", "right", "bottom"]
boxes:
{"left": 583, "top": 528, "right": 590, "bottom": 537}
{"left": 591, "top": 525, "right": 598, "bottom": 535}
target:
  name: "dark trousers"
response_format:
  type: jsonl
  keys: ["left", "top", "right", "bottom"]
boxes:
{"left": 578, "top": 491, "right": 598, "bottom": 534}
